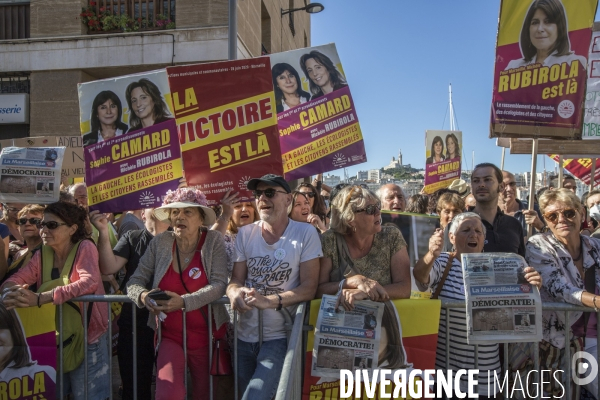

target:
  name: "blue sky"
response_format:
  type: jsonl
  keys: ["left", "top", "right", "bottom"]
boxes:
{"left": 310, "top": 1, "right": 600, "bottom": 179}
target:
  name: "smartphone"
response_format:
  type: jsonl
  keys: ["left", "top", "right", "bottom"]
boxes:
{"left": 148, "top": 291, "right": 171, "bottom": 301}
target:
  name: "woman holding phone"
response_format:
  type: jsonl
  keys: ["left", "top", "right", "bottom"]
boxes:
{"left": 126, "top": 187, "right": 229, "bottom": 400}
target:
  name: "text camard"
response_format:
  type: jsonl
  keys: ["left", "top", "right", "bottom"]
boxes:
{"left": 337, "top": 368, "right": 569, "bottom": 398}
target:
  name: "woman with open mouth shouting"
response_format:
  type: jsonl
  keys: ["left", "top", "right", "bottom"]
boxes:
{"left": 288, "top": 191, "right": 327, "bottom": 234}
{"left": 413, "top": 212, "right": 541, "bottom": 399}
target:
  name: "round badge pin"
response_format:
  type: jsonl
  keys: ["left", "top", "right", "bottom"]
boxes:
{"left": 274, "top": 248, "right": 286, "bottom": 260}
{"left": 189, "top": 267, "right": 201, "bottom": 279}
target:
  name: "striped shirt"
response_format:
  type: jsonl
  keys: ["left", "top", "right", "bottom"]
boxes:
{"left": 427, "top": 252, "right": 501, "bottom": 395}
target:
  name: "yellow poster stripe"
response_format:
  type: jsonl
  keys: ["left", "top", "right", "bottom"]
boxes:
{"left": 393, "top": 299, "right": 441, "bottom": 338}
{"left": 282, "top": 123, "right": 362, "bottom": 173}
{"left": 178, "top": 92, "right": 278, "bottom": 152}
{"left": 88, "top": 158, "right": 183, "bottom": 206}
{"left": 17, "top": 304, "right": 55, "bottom": 338}
{"left": 497, "top": 0, "right": 597, "bottom": 47}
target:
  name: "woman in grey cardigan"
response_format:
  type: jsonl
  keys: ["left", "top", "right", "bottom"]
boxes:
{"left": 126, "top": 187, "right": 229, "bottom": 400}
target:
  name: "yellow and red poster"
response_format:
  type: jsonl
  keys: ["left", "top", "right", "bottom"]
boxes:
{"left": 166, "top": 59, "right": 283, "bottom": 204}
{"left": 549, "top": 154, "right": 600, "bottom": 185}
{"left": 423, "top": 130, "right": 462, "bottom": 194}
{"left": 491, "top": 0, "right": 598, "bottom": 138}
{"left": 302, "top": 299, "right": 440, "bottom": 400}
{"left": 0, "top": 304, "right": 56, "bottom": 400}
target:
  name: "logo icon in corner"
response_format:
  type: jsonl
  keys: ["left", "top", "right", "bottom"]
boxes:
{"left": 557, "top": 100, "right": 575, "bottom": 119}
{"left": 332, "top": 153, "right": 347, "bottom": 168}
{"left": 139, "top": 191, "right": 156, "bottom": 206}
{"left": 572, "top": 351, "right": 598, "bottom": 386}
{"left": 238, "top": 176, "right": 252, "bottom": 190}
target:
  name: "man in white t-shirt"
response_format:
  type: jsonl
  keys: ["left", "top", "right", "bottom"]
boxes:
{"left": 227, "top": 174, "right": 322, "bottom": 400}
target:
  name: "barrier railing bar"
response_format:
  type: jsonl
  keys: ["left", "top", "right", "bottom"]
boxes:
{"left": 565, "top": 310, "right": 570, "bottom": 400}
{"left": 533, "top": 342, "right": 540, "bottom": 400}
{"left": 83, "top": 301, "right": 89, "bottom": 400}
{"left": 503, "top": 343, "right": 508, "bottom": 400}
{"left": 183, "top": 309, "right": 188, "bottom": 399}
{"left": 275, "top": 302, "right": 306, "bottom": 400}
{"left": 208, "top": 304, "right": 213, "bottom": 400}
{"left": 58, "top": 303, "right": 64, "bottom": 400}
{"left": 133, "top": 302, "right": 138, "bottom": 400}
{"left": 234, "top": 309, "right": 238, "bottom": 400}
{"left": 108, "top": 300, "right": 113, "bottom": 400}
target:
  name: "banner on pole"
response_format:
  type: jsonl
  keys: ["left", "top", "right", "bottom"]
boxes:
{"left": 167, "top": 58, "right": 283, "bottom": 204}
{"left": 269, "top": 44, "right": 367, "bottom": 180}
{"left": 423, "top": 130, "right": 462, "bottom": 194}
{"left": 78, "top": 70, "right": 183, "bottom": 212}
{"left": 490, "top": 0, "right": 598, "bottom": 138}
{"left": 549, "top": 154, "right": 600, "bottom": 185}
{"left": 584, "top": 29, "right": 600, "bottom": 139}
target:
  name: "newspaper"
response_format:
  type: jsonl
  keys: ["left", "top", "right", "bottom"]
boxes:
{"left": 462, "top": 253, "right": 542, "bottom": 344}
{"left": 311, "top": 294, "right": 384, "bottom": 378}
{"left": 0, "top": 146, "right": 65, "bottom": 204}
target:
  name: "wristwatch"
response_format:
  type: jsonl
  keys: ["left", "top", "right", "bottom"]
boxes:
{"left": 275, "top": 293, "right": 283, "bottom": 311}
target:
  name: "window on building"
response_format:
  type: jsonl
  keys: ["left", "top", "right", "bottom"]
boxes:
{"left": 0, "top": 1, "right": 30, "bottom": 40}
{"left": 261, "top": 1, "right": 271, "bottom": 54}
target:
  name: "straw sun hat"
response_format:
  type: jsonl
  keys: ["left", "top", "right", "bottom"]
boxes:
{"left": 153, "top": 187, "right": 216, "bottom": 226}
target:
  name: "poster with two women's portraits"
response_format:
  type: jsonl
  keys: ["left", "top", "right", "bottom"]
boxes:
{"left": 423, "top": 130, "right": 462, "bottom": 194}
{"left": 0, "top": 304, "right": 56, "bottom": 400}
{"left": 269, "top": 43, "right": 367, "bottom": 180}
{"left": 491, "top": 0, "right": 598, "bottom": 138}
{"left": 77, "top": 70, "right": 183, "bottom": 213}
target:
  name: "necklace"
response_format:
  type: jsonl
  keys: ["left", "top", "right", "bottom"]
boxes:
{"left": 176, "top": 233, "right": 202, "bottom": 263}
{"left": 573, "top": 239, "right": 583, "bottom": 262}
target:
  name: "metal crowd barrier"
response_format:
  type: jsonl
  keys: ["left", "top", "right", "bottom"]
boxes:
{"left": 441, "top": 299, "right": 600, "bottom": 400}
{"left": 60, "top": 294, "right": 305, "bottom": 400}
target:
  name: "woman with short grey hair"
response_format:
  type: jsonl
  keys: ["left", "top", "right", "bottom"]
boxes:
{"left": 414, "top": 212, "right": 541, "bottom": 398}
{"left": 317, "top": 185, "right": 411, "bottom": 309}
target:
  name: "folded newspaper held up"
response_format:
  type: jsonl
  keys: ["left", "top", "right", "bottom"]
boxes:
{"left": 311, "top": 294, "right": 384, "bottom": 378}
{"left": 462, "top": 253, "right": 542, "bottom": 345}
{"left": 0, "top": 146, "right": 65, "bottom": 204}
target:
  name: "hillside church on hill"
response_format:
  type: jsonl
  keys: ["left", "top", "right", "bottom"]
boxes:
{"left": 383, "top": 149, "right": 404, "bottom": 170}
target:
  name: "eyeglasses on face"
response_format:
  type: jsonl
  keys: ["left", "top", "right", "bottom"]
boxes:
{"left": 253, "top": 189, "right": 288, "bottom": 199}
{"left": 17, "top": 217, "right": 42, "bottom": 226}
{"left": 543, "top": 208, "right": 578, "bottom": 224}
{"left": 37, "top": 221, "right": 68, "bottom": 230}
{"left": 355, "top": 204, "right": 381, "bottom": 215}
{"left": 4, "top": 206, "right": 22, "bottom": 213}
{"left": 301, "top": 191, "right": 316, "bottom": 198}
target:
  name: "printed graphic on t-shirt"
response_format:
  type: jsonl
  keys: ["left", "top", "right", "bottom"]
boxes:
{"left": 246, "top": 254, "right": 292, "bottom": 295}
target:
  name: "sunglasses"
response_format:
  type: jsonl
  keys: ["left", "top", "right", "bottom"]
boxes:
{"left": 17, "top": 217, "right": 42, "bottom": 226}
{"left": 253, "top": 189, "right": 288, "bottom": 199}
{"left": 36, "top": 221, "right": 68, "bottom": 230}
{"left": 301, "top": 191, "right": 316, "bottom": 198}
{"left": 543, "top": 208, "right": 578, "bottom": 224}
{"left": 355, "top": 204, "right": 381, "bottom": 215}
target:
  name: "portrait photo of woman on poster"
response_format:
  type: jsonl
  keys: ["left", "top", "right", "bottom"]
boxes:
{"left": 426, "top": 136, "right": 445, "bottom": 165}
{"left": 504, "top": 0, "right": 587, "bottom": 70}
{"left": 445, "top": 133, "right": 460, "bottom": 160}
{"left": 125, "top": 78, "right": 173, "bottom": 131}
{"left": 272, "top": 63, "right": 311, "bottom": 113}
{"left": 82, "top": 90, "right": 129, "bottom": 147}
{"left": 0, "top": 303, "right": 56, "bottom": 384}
{"left": 300, "top": 50, "right": 348, "bottom": 100}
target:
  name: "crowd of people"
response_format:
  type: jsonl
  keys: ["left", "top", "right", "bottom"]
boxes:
{"left": 0, "top": 163, "right": 598, "bottom": 400}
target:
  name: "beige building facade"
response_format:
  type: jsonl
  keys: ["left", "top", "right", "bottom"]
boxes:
{"left": 0, "top": 0, "right": 311, "bottom": 139}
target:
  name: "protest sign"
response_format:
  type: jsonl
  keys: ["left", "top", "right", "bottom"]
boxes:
{"left": 491, "top": 0, "right": 598, "bottom": 138}
{"left": 78, "top": 70, "right": 182, "bottom": 212}
{"left": 0, "top": 136, "right": 85, "bottom": 184}
{"left": 0, "top": 304, "right": 56, "bottom": 400}
{"left": 302, "top": 299, "right": 440, "bottom": 400}
{"left": 269, "top": 44, "right": 367, "bottom": 180}
{"left": 462, "top": 253, "right": 543, "bottom": 344}
{"left": 584, "top": 29, "right": 600, "bottom": 139}
{"left": 167, "top": 58, "right": 283, "bottom": 204}
{"left": 0, "top": 146, "right": 64, "bottom": 204}
{"left": 381, "top": 211, "right": 440, "bottom": 299}
{"left": 549, "top": 154, "right": 600, "bottom": 185}
{"left": 424, "top": 130, "right": 462, "bottom": 194}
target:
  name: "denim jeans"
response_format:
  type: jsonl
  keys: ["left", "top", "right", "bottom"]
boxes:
{"left": 59, "top": 332, "right": 110, "bottom": 400}
{"left": 237, "top": 338, "right": 287, "bottom": 400}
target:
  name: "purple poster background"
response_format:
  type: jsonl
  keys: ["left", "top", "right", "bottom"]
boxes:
{"left": 278, "top": 86, "right": 366, "bottom": 180}
{"left": 84, "top": 119, "right": 182, "bottom": 213}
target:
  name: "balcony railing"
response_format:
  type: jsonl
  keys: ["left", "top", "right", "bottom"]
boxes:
{"left": 0, "top": 2, "right": 30, "bottom": 40}
{"left": 80, "top": 0, "right": 175, "bottom": 33}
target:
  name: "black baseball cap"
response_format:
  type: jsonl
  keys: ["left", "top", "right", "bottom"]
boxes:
{"left": 246, "top": 174, "right": 291, "bottom": 193}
